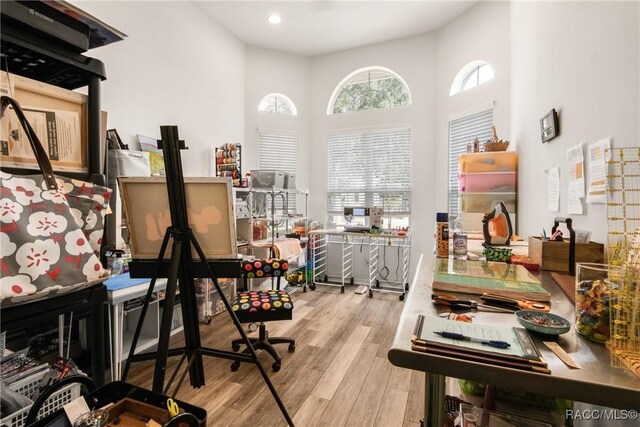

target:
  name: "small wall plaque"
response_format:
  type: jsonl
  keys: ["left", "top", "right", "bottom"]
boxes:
{"left": 541, "top": 109, "right": 559, "bottom": 143}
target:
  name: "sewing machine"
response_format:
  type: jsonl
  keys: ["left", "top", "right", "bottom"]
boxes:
{"left": 343, "top": 207, "right": 384, "bottom": 232}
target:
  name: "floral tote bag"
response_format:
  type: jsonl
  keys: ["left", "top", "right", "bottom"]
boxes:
{"left": 0, "top": 96, "right": 110, "bottom": 305}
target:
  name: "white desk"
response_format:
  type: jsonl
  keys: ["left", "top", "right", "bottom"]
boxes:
{"left": 309, "top": 229, "right": 411, "bottom": 299}
{"left": 106, "top": 279, "right": 172, "bottom": 381}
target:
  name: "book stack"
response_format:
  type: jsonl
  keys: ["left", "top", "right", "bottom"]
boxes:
{"left": 0, "top": 350, "right": 48, "bottom": 386}
{"left": 412, "top": 315, "right": 550, "bottom": 374}
{"left": 433, "top": 258, "right": 551, "bottom": 302}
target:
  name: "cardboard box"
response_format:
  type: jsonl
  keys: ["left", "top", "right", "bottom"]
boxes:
{"left": 1, "top": 73, "right": 88, "bottom": 173}
{"left": 528, "top": 236, "right": 604, "bottom": 273}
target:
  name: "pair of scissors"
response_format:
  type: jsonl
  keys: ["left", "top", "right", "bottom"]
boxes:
{"left": 166, "top": 398, "right": 180, "bottom": 418}
{"left": 431, "top": 293, "right": 516, "bottom": 313}
{"left": 480, "top": 293, "right": 550, "bottom": 312}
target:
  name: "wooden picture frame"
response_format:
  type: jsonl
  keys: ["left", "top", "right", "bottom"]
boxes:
{"left": 540, "top": 109, "right": 559, "bottom": 143}
{"left": 1, "top": 73, "right": 88, "bottom": 173}
{"left": 119, "top": 177, "right": 237, "bottom": 260}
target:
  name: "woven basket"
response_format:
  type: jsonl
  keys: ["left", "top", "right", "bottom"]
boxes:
{"left": 484, "top": 141, "right": 510, "bottom": 152}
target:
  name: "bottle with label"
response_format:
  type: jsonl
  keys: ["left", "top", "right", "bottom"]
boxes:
{"left": 436, "top": 212, "right": 449, "bottom": 258}
{"left": 452, "top": 215, "right": 468, "bottom": 259}
{"left": 111, "top": 253, "right": 124, "bottom": 275}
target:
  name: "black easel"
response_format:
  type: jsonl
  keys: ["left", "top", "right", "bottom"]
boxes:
{"left": 121, "top": 126, "right": 293, "bottom": 426}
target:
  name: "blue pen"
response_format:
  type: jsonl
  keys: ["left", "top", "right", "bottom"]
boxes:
{"left": 434, "top": 331, "right": 511, "bottom": 349}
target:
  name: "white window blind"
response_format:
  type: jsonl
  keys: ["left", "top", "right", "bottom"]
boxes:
{"left": 327, "top": 126, "right": 412, "bottom": 219}
{"left": 258, "top": 130, "right": 298, "bottom": 211}
{"left": 448, "top": 108, "right": 493, "bottom": 220}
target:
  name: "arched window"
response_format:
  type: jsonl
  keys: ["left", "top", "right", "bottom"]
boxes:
{"left": 450, "top": 60, "right": 495, "bottom": 96}
{"left": 327, "top": 66, "right": 411, "bottom": 115}
{"left": 258, "top": 93, "right": 297, "bottom": 116}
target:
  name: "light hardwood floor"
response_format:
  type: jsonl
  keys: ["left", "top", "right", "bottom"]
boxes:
{"left": 125, "top": 286, "right": 425, "bottom": 426}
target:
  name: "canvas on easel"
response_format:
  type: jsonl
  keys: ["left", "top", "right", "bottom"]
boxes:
{"left": 119, "top": 177, "right": 237, "bottom": 259}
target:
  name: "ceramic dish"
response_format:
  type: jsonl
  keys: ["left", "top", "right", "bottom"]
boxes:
{"left": 515, "top": 310, "right": 571, "bottom": 335}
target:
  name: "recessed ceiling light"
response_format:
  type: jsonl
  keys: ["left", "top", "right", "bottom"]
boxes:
{"left": 268, "top": 14, "right": 281, "bottom": 25}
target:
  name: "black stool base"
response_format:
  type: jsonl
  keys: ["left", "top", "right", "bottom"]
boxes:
{"left": 231, "top": 324, "right": 295, "bottom": 372}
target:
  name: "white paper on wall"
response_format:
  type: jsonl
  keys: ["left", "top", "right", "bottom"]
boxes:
{"left": 568, "top": 192, "right": 583, "bottom": 215}
{"left": 547, "top": 166, "right": 560, "bottom": 212}
{"left": 586, "top": 137, "right": 612, "bottom": 204}
{"left": 567, "top": 143, "right": 585, "bottom": 215}
{"left": 567, "top": 142, "right": 585, "bottom": 197}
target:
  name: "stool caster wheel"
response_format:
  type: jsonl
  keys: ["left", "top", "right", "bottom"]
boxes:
{"left": 368, "top": 290, "right": 373, "bottom": 298}
{"left": 232, "top": 343, "right": 241, "bottom": 351}
{"left": 272, "top": 362, "right": 281, "bottom": 372}
{"left": 230, "top": 361, "right": 240, "bottom": 372}
{"left": 204, "top": 315, "right": 212, "bottom": 325}
{"left": 350, "top": 277, "right": 354, "bottom": 285}
{"left": 376, "top": 280, "right": 380, "bottom": 288}
{"left": 405, "top": 283, "right": 409, "bottom": 291}
{"left": 288, "top": 343, "right": 296, "bottom": 353}
{"left": 341, "top": 287, "right": 345, "bottom": 294}
{"left": 310, "top": 283, "right": 316, "bottom": 291}
{"left": 399, "top": 293, "right": 405, "bottom": 301}
{"left": 303, "top": 285, "right": 307, "bottom": 293}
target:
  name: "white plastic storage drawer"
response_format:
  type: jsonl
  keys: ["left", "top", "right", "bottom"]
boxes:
{"left": 460, "top": 193, "right": 517, "bottom": 213}
{"left": 459, "top": 152, "right": 518, "bottom": 173}
{"left": 460, "top": 172, "right": 516, "bottom": 193}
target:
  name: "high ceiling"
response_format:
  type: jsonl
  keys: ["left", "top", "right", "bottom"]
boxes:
{"left": 194, "top": 1, "right": 477, "bottom": 57}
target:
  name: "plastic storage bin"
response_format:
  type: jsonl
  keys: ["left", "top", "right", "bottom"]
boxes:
{"left": 460, "top": 192, "right": 517, "bottom": 213}
{"left": 459, "top": 403, "right": 552, "bottom": 427}
{"left": 460, "top": 152, "right": 518, "bottom": 173}
{"left": 460, "top": 172, "right": 516, "bottom": 193}
{"left": 250, "top": 170, "right": 285, "bottom": 189}
{"left": 0, "top": 369, "right": 82, "bottom": 427}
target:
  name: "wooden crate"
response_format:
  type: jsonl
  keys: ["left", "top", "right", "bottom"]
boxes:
{"left": 528, "top": 236, "right": 604, "bottom": 273}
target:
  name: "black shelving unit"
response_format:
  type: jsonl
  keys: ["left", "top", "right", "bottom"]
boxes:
{"left": 0, "top": 1, "right": 124, "bottom": 386}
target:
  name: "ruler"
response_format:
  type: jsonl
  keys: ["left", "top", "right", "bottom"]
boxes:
{"left": 544, "top": 341, "right": 582, "bottom": 369}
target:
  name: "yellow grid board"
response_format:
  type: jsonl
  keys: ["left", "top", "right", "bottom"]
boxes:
{"left": 606, "top": 147, "right": 640, "bottom": 377}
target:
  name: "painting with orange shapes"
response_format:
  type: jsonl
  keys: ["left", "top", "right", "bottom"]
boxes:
{"left": 119, "top": 177, "right": 237, "bottom": 259}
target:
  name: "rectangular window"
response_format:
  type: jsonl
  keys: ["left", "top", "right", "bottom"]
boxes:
{"left": 327, "top": 126, "right": 412, "bottom": 228}
{"left": 258, "top": 129, "right": 297, "bottom": 212}
{"left": 448, "top": 107, "right": 493, "bottom": 223}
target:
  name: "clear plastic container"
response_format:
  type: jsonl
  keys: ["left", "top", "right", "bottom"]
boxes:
{"left": 460, "top": 192, "right": 517, "bottom": 213}
{"left": 575, "top": 263, "right": 622, "bottom": 343}
{"left": 460, "top": 152, "right": 518, "bottom": 173}
{"left": 460, "top": 172, "right": 517, "bottom": 192}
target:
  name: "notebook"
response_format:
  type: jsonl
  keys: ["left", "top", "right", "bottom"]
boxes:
{"left": 433, "top": 258, "right": 551, "bottom": 302}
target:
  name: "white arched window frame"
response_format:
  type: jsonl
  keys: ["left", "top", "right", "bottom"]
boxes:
{"left": 449, "top": 60, "right": 495, "bottom": 96}
{"left": 327, "top": 66, "right": 412, "bottom": 115}
{"left": 258, "top": 93, "right": 298, "bottom": 116}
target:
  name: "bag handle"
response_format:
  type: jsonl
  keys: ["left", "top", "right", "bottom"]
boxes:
{"left": 0, "top": 96, "right": 57, "bottom": 190}
{"left": 24, "top": 375, "right": 97, "bottom": 425}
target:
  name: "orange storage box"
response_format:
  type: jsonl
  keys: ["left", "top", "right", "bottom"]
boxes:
{"left": 459, "top": 152, "right": 518, "bottom": 173}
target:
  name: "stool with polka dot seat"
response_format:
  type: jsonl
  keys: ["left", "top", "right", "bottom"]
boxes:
{"left": 230, "top": 258, "right": 295, "bottom": 372}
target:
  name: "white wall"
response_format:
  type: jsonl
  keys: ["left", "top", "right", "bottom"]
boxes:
{"left": 434, "top": 1, "right": 511, "bottom": 214}
{"left": 511, "top": 1, "right": 640, "bottom": 245}
{"left": 244, "top": 47, "right": 311, "bottom": 194}
{"left": 76, "top": 1, "right": 245, "bottom": 176}
{"left": 309, "top": 33, "right": 436, "bottom": 279}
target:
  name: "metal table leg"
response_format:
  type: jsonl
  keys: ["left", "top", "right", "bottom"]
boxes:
{"left": 111, "top": 303, "right": 122, "bottom": 381}
{"left": 425, "top": 372, "right": 445, "bottom": 427}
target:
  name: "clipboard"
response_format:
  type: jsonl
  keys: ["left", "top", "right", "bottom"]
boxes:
{"left": 411, "top": 315, "right": 550, "bottom": 374}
